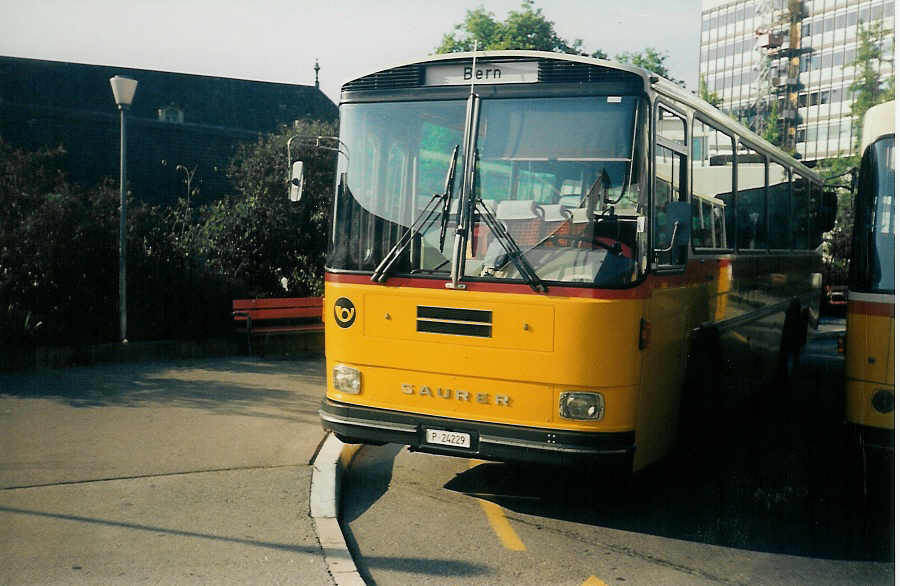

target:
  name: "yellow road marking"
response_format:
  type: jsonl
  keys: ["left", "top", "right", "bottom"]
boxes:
{"left": 339, "top": 443, "right": 361, "bottom": 468}
{"left": 582, "top": 577, "right": 608, "bottom": 586}
{"left": 477, "top": 498, "right": 527, "bottom": 551}
{"left": 469, "top": 460, "right": 527, "bottom": 551}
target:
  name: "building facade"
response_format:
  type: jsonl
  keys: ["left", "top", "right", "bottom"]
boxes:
{"left": 699, "top": 0, "right": 894, "bottom": 162}
{"left": 0, "top": 57, "right": 337, "bottom": 204}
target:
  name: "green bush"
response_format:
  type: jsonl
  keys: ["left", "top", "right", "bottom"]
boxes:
{"left": 0, "top": 118, "right": 337, "bottom": 352}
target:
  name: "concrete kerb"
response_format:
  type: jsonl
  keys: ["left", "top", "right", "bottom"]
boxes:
{"left": 310, "top": 433, "right": 364, "bottom": 586}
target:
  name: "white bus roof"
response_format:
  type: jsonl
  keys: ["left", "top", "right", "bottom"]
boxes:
{"left": 861, "top": 100, "right": 895, "bottom": 153}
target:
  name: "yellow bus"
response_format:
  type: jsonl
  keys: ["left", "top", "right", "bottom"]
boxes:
{"left": 846, "top": 100, "right": 895, "bottom": 458}
{"left": 298, "top": 51, "right": 834, "bottom": 473}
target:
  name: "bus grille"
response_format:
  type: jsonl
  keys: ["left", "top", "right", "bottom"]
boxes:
{"left": 416, "top": 306, "right": 492, "bottom": 338}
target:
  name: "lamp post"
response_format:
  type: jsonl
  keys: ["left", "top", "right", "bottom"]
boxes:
{"left": 110, "top": 75, "right": 138, "bottom": 343}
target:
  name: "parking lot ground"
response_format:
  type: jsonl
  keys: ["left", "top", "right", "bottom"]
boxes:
{"left": 0, "top": 356, "right": 333, "bottom": 585}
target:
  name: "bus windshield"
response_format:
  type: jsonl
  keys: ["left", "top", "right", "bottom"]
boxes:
{"left": 851, "top": 135, "right": 895, "bottom": 293}
{"left": 329, "top": 95, "right": 649, "bottom": 287}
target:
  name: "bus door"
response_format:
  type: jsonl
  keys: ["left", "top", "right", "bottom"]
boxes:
{"left": 635, "top": 102, "right": 690, "bottom": 469}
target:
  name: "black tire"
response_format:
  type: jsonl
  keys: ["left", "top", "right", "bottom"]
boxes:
{"left": 680, "top": 326, "right": 722, "bottom": 448}
{"left": 777, "top": 300, "right": 804, "bottom": 383}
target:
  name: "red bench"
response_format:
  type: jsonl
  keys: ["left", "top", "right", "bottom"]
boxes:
{"left": 232, "top": 297, "right": 324, "bottom": 354}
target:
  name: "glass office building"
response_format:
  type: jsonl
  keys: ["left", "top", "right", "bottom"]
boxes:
{"left": 700, "top": 0, "right": 894, "bottom": 161}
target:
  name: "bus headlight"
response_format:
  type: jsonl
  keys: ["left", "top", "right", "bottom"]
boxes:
{"left": 333, "top": 364, "right": 361, "bottom": 394}
{"left": 559, "top": 392, "right": 604, "bottom": 420}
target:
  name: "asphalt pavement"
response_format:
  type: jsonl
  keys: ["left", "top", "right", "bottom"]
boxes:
{"left": 0, "top": 356, "right": 335, "bottom": 585}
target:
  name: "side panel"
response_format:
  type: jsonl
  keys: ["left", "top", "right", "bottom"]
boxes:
{"left": 634, "top": 281, "right": 696, "bottom": 469}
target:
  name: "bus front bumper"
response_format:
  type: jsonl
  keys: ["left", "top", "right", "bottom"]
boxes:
{"left": 319, "top": 398, "right": 635, "bottom": 466}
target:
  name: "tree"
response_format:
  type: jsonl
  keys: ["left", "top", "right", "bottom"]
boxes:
{"left": 615, "top": 48, "right": 683, "bottom": 86}
{"left": 814, "top": 20, "right": 895, "bottom": 286}
{"left": 199, "top": 119, "right": 338, "bottom": 298}
{"left": 848, "top": 22, "right": 894, "bottom": 150}
{"left": 0, "top": 138, "right": 120, "bottom": 349}
{"left": 699, "top": 75, "right": 722, "bottom": 108}
{"left": 817, "top": 156, "right": 859, "bottom": 285}
{"left": 436, "top": 1, "right": 593, "bottom": 55}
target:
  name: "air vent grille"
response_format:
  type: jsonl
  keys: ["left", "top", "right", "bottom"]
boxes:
{"left": 342, "top": 65, "right": 423, "bottom": 92}
{"left": 416, "top": 306, "right": 492, "bottom": 338}
{"left": 537, "top": 61, "right": 636, "bottom": 84}
{"left": 342, "top": 59, "right": 643, "bottom": 92}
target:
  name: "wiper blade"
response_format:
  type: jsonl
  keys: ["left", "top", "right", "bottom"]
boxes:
{"left": 438, "top": 145, "right": 460, "bottom": 253}
{"left": 371, "top": 145, "right": 460, "bottom": 284}
{"left": 475, "top": 198, "right": 547, "bottom": 293}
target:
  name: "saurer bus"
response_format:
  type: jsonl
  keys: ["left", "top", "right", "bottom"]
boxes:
{"left": 846, "top": 100, "right": 894, "bottom": 464}
{"left": 292, "top": 51, "right": 835, "bottom": 473}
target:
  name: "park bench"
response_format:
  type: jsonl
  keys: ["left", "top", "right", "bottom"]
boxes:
{"left": 232, "top": 297, "right": 324, "bottom": 355}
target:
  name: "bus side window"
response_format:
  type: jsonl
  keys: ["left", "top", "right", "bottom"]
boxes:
{"left": 792, "top": 174, "right": 810, "bottom": 250}
{"left": 654, "top": 104, "right": 688, "bottom": 267}
{"left": 692, "top": 118, "right": 735, "bottom": 250}
{"left": 736, "top": 141, "right": 767, "bottom": 251}
{"left": 692, "top": 197, "right": 714, "bottom": 247}
{"left": 769, "top": 162, "right": 791, "bottom": 249}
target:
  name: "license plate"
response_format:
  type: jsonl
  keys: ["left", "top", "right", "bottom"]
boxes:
{"left": 425, "top": 429, "right": 471, "bottom": 448}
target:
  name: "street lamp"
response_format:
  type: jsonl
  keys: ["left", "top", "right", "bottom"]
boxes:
{"left": 110, "top": 75, "right": 137, "bottom": 343}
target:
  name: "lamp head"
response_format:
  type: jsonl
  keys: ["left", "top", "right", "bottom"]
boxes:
{"left": 110, "top": 75, "right": 138, "bottom": 108}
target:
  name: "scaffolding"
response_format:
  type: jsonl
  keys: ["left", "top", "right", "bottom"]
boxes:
{"left": 753, "top": 0, "right": 807, "bottom": 151}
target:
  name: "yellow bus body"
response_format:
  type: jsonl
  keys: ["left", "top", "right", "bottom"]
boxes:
{"left": 326, "top": 282, "right": 642, "bottom": 428}
{"left": 845, "top": 298, "right": 895, "bottom": 431}
{"left": 324, "top": 265, "right": 724, "bottom": 471}
{"left": 318, "top": 51, "right": 827, "bottom": 473}
{"left": 845, "top": 100, "right": 895, "bottom": 443}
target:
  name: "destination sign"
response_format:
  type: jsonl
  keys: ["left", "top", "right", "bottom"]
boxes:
{"left": 425, "top": 61, "right": 539, "bottom": 86}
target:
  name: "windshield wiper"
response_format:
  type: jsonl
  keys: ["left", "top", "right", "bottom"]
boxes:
{"left": 371, "top": 145, "right": 459, "bottom": 283}
{"left": 438, "top": 145, "right": 460, "bottom": 253}
{"left": 475, "top": 197, "right": 547, "bottom": 293}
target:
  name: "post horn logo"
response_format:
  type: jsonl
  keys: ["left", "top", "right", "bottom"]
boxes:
{"left": 334, "top": 297, "right": 356, "bottom": 328}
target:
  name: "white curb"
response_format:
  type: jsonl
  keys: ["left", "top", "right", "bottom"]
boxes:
{"left": 310, "top": 433, "right": 364, "bottom": 586}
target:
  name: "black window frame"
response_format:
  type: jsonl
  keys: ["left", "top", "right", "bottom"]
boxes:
{"left": 652, "top": 99, "right": 690, "bottom": 272}
{"left": 690, "top": 113, "right": 736, "bottom": 255}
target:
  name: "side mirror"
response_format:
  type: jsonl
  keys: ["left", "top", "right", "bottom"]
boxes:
{"left": 289, "top": 161, "right": 304, "bottom": 202}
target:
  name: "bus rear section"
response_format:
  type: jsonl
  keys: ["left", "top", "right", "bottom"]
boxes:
{"left": 320, "top": 280, "right": 644, "bottom": 469}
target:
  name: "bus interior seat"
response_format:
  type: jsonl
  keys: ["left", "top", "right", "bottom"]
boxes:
{"left": 539, "top": 203, "right": 571, "bottom": 223}
{"left": 558, "top": 195, "right": 582, "bottom": 208}
{"left": 539, "top": 203, "right": 573, "bottom": 244}
{"left": 496, "top": 200, "right": 544, "bottom": 246}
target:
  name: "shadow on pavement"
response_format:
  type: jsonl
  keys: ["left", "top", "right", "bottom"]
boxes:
{"left": 447, "top": 327, "right": 894, "bottom": 563}
{"left": 0, "top": 356, "right": 326, "bottom": 422}
{"left": 0, "top": 504, "right": 322, "bottom": 555}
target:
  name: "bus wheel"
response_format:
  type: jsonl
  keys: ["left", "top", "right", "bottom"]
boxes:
{"left": 680, "top": 326, "right": 722, "bottom": 447}
{"left": 777, "top": 301, "right": 804, "bottom": 383}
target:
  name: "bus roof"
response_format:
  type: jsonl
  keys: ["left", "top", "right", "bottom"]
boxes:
{"left": 861, "top": 100, "right": 895, "bottom": 153}
{"left": 343, "top": 50, "right": 821, "bottom": 184}
{"left": 341, "top": 50, "right": 653, "bottom": 91}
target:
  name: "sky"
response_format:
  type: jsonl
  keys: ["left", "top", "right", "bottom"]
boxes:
{"left": 1, "top": 0, "right": 702, "bottom": 105}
